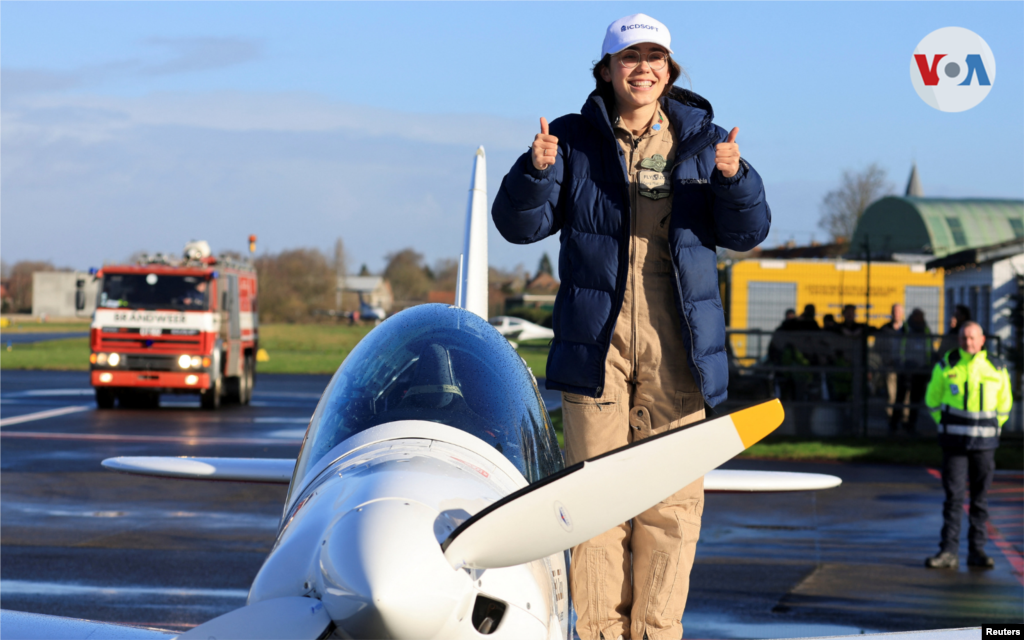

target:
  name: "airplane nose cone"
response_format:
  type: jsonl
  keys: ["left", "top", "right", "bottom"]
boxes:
{"left": 319, "top": 499, "right": 472, "bottom": 639}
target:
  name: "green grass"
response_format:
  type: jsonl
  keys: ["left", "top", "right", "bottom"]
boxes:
{"left": 0, "top": 338, "right": 90, "bottom": 370}
{"left": 0, "top": 322, "right": 538, "bottom": 376}
{"left": 740, "top": 436, "right": 1023, "bottom": 470}
{"left": 1, "top": 321, "right": 91, "bottom": 333}
{"left": 515, "top": 340, "right": 549, "bottom": 379}
{"left": 256, "top": 324, "right": 374, "bottom": 374}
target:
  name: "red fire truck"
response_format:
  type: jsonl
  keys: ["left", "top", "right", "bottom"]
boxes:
{"left": 90, "top": 241, "right": 258, "bottom": 410}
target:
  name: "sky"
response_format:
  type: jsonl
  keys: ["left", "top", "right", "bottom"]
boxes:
{"left": 2, "top": 2, "right": 1022, "bottom": 277}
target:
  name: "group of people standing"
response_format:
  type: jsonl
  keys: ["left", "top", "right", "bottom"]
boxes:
{"left": 764, "top": 301, "right": 1014, "bottom": 573}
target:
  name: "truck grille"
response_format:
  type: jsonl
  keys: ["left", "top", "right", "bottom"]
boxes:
{"left": 123, "top": 354, "right": 179, "bottom": 372}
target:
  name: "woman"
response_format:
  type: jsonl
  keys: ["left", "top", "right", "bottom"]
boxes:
{"left": 492, "top": 13, "right": 770, "bottom": 640}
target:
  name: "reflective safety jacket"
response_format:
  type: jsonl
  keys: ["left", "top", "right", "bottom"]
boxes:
{"left": 926, "top": 349, "right": 1013, "bottom": 450}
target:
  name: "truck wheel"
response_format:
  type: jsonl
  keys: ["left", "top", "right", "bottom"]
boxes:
{"left": 96, "top": 388, "right": 116, "bottom": 409}
{"left": 201, "top": 379, "right": 221, "bottom": 410}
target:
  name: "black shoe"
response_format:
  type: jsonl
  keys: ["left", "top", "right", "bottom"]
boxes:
{"left": 925, "top": 551, "right": 958, "bottom": 569}
{"left": 967, "top": 552, "right": 995, "bottom": 568}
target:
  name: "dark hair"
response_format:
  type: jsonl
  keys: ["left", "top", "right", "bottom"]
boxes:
{"left": 591, "top": 51, "right": 685, "bottom": 107}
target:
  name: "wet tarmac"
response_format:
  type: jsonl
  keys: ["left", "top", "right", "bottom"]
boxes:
{"left": 1, "top": 370, "right": 1020, "bottom": 637}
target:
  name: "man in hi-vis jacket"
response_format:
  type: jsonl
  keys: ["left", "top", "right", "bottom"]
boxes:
{"left": 924, "top": 321, "right": 1013, "bottom": 569}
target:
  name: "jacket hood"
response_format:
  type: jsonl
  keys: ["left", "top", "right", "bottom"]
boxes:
{"left": 582, "top": 86, "right": 718, "bottom": 161}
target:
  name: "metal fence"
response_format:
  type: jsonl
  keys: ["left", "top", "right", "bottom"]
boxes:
{"left": 722, "top": 329, "right": 1019, "bottom": 438}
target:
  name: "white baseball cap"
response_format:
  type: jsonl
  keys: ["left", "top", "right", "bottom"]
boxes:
{"left": 601, "top": 13, "right": 673, "bottom": 59}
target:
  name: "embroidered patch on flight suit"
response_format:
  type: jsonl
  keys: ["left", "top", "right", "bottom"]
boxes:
{"left": 638, "top": 170, "right": 671, "bottom": 200}
{"left": 640, "top": 154, "right": 667, "bottom": 172}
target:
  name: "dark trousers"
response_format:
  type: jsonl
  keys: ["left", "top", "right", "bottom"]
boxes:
{"left": 889, "top": 373, "right": 927, "bottom": 431}
{"left": 940, "top": 447, "right": 996, "bottom": 555}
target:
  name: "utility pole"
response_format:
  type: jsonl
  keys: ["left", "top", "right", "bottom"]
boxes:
{"left": 335, "top": 238, "right": 346, "bottom": 316}
{"left": 862, "top": 235, "right": 871, "bottom": 437}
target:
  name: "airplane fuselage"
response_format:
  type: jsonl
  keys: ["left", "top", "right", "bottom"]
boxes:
{"left": 249, "top": 421, "right": 569, "bottom": 639}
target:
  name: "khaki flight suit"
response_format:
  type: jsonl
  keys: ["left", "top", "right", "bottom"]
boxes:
{"left": 563, "top": 107, "right": 705, "bottom": 640}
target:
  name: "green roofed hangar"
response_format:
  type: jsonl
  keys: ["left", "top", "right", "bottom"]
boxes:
{"left": 851, "top": 195, "right": 1024, "bottom": 258}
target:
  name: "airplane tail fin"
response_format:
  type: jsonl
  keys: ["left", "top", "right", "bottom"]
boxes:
{"left": 456, "top": 146, "right": 488, "bottom": 319}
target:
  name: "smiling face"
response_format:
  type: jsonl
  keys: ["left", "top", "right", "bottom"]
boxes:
{"left": 600, "top": 43, "right": 670, "bottom": 113}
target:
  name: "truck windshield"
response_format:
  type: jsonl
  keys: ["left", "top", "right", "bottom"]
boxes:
{"left": 290, "top": 304, "right": 563, "bottom": 496}
{"left": 99, "top": 274, "right": 210, "bottom": 311}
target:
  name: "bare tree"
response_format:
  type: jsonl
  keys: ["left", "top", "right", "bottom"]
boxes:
{"left": 7, "top": 260, "right": 57, "bottom": 313}
{"left": 818, "top": 163, "right": 894, "bottom": 243}
{"left": 254, "top": 248, "right": 335, "bottom": 323}
{"left": 384, "top": 248, "right": 431, "bottom": 304}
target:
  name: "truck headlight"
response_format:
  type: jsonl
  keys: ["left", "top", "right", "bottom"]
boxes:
{"left": 107, "top": 353, "right": 120, "bottom": 367}
{"left": 190, "top": 356, "right": 202, "bottom": 368}
{"left": 178, "top": 354, "right": 192, "bottom": 369}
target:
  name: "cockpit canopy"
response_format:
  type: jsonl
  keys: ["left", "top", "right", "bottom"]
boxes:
{"left": 290, "top": 305, "right": 563, "bottom": 494}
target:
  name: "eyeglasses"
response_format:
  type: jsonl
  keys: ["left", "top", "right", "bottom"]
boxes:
{"left": 616, "top": 50, "right": 668, "bottom": 71}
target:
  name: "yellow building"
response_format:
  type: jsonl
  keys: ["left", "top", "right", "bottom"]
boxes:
{"left": 728, "top": 259, "right": 944, "bottom": 357}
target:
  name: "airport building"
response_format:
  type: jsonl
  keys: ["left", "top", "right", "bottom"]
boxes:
{"left": 31, "top": 271, "right": 99, "bottom": 318}
{"left": 926, "top": 239, "right": 1023, "bottom": 340}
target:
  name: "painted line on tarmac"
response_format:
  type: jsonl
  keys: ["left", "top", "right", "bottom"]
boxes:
{"left": 984, "top": 513, "right": 1023, "bottom": 585}
{"left": 0, "top": 579, "right": 248, "bottom": 599}
{"left": 0, "top": 431, "right": 303, "bottom": 446}
{"left": 928, "top": 467, "right": 1024, "bottom": 585}
{"left": 254, "top": 417, "right": 310, "bottom": 424}
{"left": 4, "top": 387, "right": 95, "bottom": 397}
{"left": 0, "top": 405, "right": 91, "bottom": 427}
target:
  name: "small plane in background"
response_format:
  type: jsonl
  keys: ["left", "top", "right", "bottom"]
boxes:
{"left": 488, "top": 315, "right": 555, "bottom": 343}
{"left": 1, "top": 147, "right": 858, "bottom": 640}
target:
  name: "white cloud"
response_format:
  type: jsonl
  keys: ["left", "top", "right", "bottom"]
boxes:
{"left": 142, "top": 37, "right": 262, "bottom": 76}
{"left": 1, "top": 89, "right": 556, "bottom": 274}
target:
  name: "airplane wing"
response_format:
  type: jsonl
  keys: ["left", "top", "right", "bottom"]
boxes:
{"left": 704, "top": 469, "right": 841, "bottom": 492}
{"left": 441, "top": 399, "right": 786, "bottom": 570}
{"left": 0, "top": 609, "right": 176, "bottom": 639}
{"left": 102, "top": 457, "right": 294, "bottom": 483}
{"left": 100, "top": 458, "right": 842, "bottom": 493}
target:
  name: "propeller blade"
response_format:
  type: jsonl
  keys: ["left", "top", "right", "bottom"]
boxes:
{"left": 442, "top": 399, "right": 784, "bottom": 569}
{"left": 177, "top": 597, "right": 331, "bottom": 640}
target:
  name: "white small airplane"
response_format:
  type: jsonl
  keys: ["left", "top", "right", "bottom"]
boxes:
{"left": 1, "top": 147, "right": 847, "bottom": 640}
{"left": 488, "top": 316, "right": 555, "bottom": 343}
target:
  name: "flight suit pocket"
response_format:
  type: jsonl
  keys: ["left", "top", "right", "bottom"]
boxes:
{"left": 675, "top": 391, "right": 705, "bottom": 426}
{"left": 562, "top": 392, "right": 619, "bottom": 414}
{"left": 674, "top": 496, "right": 704, "bottom": 526}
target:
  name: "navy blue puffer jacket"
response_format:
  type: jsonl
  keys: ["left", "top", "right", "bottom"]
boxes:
{"left": 492, "top": 87, "right": 770, "bottom": 406}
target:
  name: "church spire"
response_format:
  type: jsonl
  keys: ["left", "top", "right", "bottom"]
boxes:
{"left": 905, "top": 162, "right": 923, "bottom": 197}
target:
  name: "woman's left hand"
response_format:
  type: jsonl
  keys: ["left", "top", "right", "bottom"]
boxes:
{"left": 715, "top": 127, "right": 740, "bottom": 178}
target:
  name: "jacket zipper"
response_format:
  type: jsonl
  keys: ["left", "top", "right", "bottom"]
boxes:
{"left": 629, "top": 135, "right": 640, "bottom": 385}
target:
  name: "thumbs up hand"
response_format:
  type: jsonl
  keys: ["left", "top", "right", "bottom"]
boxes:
{"left": 715, "top": 127, "right": 741, "bottom": 178}
{"left": 531, "top": 117, "right": 559, "bottom": 171}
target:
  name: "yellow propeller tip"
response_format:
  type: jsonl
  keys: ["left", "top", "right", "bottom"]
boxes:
{"left": 731, "top": 399, "right": 785, "bottom": 449}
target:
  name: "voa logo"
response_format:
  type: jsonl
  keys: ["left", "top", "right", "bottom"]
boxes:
{"left": 911, "top": 27, "right": 995, "bottom": 112}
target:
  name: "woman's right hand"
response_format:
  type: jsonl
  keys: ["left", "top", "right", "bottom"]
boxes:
{"left": 531, "top": 117, "right": 559, "bottom": 171}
